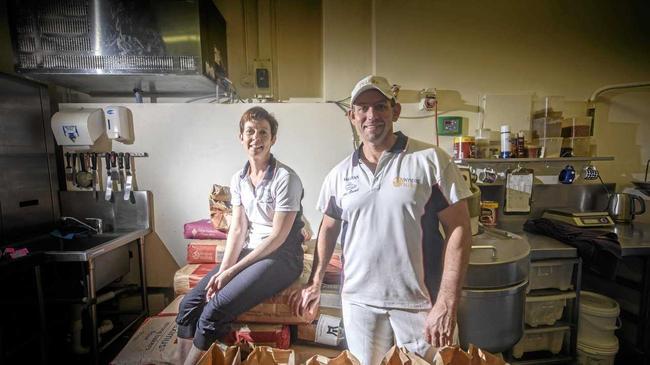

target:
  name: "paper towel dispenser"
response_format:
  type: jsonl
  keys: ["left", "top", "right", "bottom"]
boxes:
{"left": 51, "top": 109, "right": 105, "bottom": 147}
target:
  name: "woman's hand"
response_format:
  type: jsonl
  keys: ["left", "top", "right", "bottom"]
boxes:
{"left": 205, "top": 267, "right": 237, "bottom": 302}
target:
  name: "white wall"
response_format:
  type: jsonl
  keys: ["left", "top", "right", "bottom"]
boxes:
{"left": 60, "top": 103, "right": 358, "bottom": 265}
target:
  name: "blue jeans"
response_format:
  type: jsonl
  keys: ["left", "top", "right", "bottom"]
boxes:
{"left": 176, "top": 242, "right": 303, "bottom": 350}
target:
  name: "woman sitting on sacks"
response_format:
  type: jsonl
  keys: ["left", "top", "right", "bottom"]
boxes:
{"left": 176, "top": 106, "right": 306, "bottom": 365}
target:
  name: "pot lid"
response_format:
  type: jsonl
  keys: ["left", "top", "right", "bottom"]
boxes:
{"left": 469, "top": 228, "right": 530, "bottom": 265}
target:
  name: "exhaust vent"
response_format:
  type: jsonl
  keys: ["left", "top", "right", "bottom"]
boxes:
{"left": 8, "top": 0, "right": 228, "bottom": 96}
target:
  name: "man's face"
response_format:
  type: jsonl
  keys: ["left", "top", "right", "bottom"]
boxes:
{"left": 349, "top": 90, "right": 401, "bottom": 145}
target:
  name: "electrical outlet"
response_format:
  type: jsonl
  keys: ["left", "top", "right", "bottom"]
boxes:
{"left": 253, "top": 59, "right": 273, "bottom": 99}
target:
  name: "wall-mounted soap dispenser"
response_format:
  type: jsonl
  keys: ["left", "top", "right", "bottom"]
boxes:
{"left": 51, "top": 108, "right": 105, "bottom": 147}
{"left": 105, "top": 106, "right": 132, "bottom": 142}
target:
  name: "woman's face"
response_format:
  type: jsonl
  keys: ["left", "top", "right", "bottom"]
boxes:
{"left": 240, "top": 119, "right": 276, "bottom": 159}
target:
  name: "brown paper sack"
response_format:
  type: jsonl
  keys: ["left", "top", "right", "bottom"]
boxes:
{"left": 211, "top": 185, "right": 232, "bottom": 202}
{"left": 198, "top": 342, "right": 242, "bottom": 365}
{"left": 433, "top": 345, "right": 506, "bottom": 365}
{"left": 381, "top": 346, "right": 430, "bottom": 365}
{"left": 210, "top": 185, "right": 233, "bottom": 231}
{"left": 243, "top": 346, "right": 295, "bottom": 365}
{"left": 305, "top": 350, "right": 360, "bottom": 365}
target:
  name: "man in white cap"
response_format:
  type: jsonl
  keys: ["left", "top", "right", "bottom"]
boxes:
{"left": 292, "top": 75, "right": 472, "bottom": 364}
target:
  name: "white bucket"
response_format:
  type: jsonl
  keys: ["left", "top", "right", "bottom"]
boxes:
{"left": 578, "top": 291, "right": 621, "bottom": 346}
{"left": 577, "top": 338, "right": 618, "bottom": 365}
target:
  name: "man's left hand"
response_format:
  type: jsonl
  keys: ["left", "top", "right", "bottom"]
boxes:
{"left": 424, "top": 300, "right": 456, "bottom": 348}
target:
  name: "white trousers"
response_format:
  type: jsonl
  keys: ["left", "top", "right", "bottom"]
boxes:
{"left": 342, "top": 300, "right": 437, "bottom": 365}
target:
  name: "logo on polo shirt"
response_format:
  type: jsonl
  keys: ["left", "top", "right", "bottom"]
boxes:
{"left": 392, "top": 176, "right": 421, "bottom": 188}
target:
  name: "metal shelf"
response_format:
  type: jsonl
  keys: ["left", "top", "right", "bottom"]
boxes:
{"left": 455, "top": 156, "right": 614, "bottom": 164}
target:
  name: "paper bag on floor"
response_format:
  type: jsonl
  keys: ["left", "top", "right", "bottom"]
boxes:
{"left": 381, "top": 346, "right": 430, "bottom": 365}
{"left": 433, "top": 345, "right": 506, "bottom": 365}
{"left": 243, "top": 346, "right": 295, "bottom": 365}
{"left": 198, "top": 343, "right": 241, "bottom": 365}
{"left": 305, "top": 350, "right": 360, "bottom": 365}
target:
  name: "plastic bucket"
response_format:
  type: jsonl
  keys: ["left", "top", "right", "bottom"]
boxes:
{"left": 578, "top": 291, "right": 620, "bottom": 346}
{"left": 577, "top": 338, "right": 618, "bottom": 365}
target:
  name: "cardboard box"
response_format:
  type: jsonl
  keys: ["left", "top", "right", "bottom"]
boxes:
{"left": 110, "top": 315, "right": 178, "bottom": 365}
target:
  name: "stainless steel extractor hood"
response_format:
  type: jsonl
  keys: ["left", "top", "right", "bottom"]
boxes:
{"left": 8, "top": 0, "right": 228, "bottom": 96}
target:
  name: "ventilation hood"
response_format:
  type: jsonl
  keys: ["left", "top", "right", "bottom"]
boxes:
{"left": 8, "top": 0, "right": 228, "bottom": 96}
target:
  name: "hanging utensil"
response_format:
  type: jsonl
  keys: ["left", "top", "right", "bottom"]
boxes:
{"left": 104, "top": 152, "right": 113, "bottom": 201}
{"left": 124, "top": 152, "right": 133, "bottom": 201}
{"left": 90, "top": 152, "right": 98, "bottom": 198}
{"left": 110, "top": 152, "right": 120, "bottom": 191}
{"left": 117, "top": 152, "right": 126, "bottom": 191}
{"left": 64, "top": 152, "right": 73, "bottom": 182}
{"left": 71, "top": 152, "right": 78, "bottom": 187}
{"left": 75, "top": 153, "right": 93, "bottom": 188}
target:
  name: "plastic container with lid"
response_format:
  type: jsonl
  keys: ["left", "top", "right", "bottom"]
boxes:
{"left": 532, "top": 117, "right": 563, "bottom": 139}
{"left": 562, "top": 137, "right": 591, "bottom": 157}
{"left": 537, "top": 137, "right": 564, "bottom": 158}
{"left": 512, "top": 326, "right": 569, "bottom": 359}
{"left": 578, "top": 291, "right": 621, "bottom": 346}
{"left": 577, "top": 338, "right": 618, "bottom": 365}
{"left": 532, "top": 96, "right": 565, "bottom": 119}
{"left": 528, "top": 259, "right": 573, "bottom": 292}
{"left": 525, "top": 292, "right": 576, "bottom": 327}
{"left": 561, "top": 116, "right": 592, "bottom": 138}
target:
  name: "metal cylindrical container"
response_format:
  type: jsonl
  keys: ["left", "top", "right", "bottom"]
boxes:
{"left": 457, "top": 228, "right": 531, "bottom": 353}
{"left": 458, "top": 280, "right": 528, "bottom": 353}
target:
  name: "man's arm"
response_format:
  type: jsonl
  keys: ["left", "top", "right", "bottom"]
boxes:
{"left": 290, "top": 214, "right": 341, "bottom": 316}
{"left": 425, "top": 199, "right": 471, "bottom": 347}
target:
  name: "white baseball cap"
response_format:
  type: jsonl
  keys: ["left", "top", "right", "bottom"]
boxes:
{"left": 350, "top": 75, "right": 395, "bottom": 105}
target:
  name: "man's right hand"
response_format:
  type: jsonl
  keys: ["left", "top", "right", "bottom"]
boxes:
{"left": 289, "top": 282, "right": 321, "bottom": 317}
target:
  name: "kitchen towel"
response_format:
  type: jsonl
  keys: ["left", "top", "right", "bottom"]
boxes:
{"left": 524, "top": 218, "right": 621, "bottom": 279}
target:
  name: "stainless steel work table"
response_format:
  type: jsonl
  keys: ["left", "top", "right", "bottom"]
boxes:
{"left": 55, "top": 191, "right": 153, "bottom": 365}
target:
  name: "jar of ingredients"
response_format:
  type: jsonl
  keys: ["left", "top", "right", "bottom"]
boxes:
{"left": 453, "top": 136, "right": 476, "bottom": 159}
{"left": 480, "top": 200, "right": 499, "bottom": 226}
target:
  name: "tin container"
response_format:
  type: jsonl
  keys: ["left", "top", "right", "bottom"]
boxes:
{"left": 453, "top": 136, "right": 476, "bottom": 159}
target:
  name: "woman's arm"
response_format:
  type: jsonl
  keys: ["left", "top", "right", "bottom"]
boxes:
{"left": 205, "top": 205, "right": 248, "bottom": 301}
{"left": 218, "top": 205, "right": 248, "bottom": 271}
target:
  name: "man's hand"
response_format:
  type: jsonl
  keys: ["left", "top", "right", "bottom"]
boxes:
{"left": 289, "top": 282, "right": 321, "bottom": 317}
{"left": 205, "top": 267, "right": 236, "bottom": 302}
{"left": 424, "top": 299, "right": 457, "bottom": 348}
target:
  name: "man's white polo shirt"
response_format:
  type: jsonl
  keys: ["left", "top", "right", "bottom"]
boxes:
{"left": 317, "top": 132, "right": 472, "bottom": 309}
{"left": 231, "top": 156, "right": 304, "bottom": 249}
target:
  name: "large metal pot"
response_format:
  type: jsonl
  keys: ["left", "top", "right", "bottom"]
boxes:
{"left": 458, "top": 281, "right": 528, "bottom": 353}
{"left": 457, "top": 228, "right": 531, "bottom": 353}
{"left": 464, "top": 229, "right": 530, "bottom": 289}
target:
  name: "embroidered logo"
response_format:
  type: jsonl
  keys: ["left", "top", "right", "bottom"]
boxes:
{"left": 392, "top": 176, "right": 421, "bottom": 188}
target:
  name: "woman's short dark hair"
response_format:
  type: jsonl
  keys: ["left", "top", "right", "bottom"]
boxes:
{"left": 239, "top": 107, "right": 279, "bottom": 137}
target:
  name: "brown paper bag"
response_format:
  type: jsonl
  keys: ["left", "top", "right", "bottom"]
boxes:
{"left": 433, "top": 345, "right": 506, "bottom": 365}
{"left": 198, "top": 342, "right": 242, "bottom": 365}
{"left": 210, "top": 185, "right": 233, "bottom": 231}
{"left": 305, "top": 350, "right": 360, "bottom": 365}
{"left": 381, "top": 346, "right": 430, "bottom": 365}
{"left": 243, "top": 346, "right": 295, "bottom": 365}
